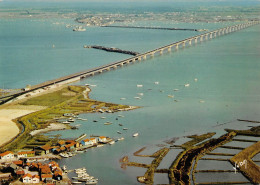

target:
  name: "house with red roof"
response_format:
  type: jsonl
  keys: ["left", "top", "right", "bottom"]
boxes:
{"left": 81, "top": 138, "right": 94, "bottom": 146}
{"left": 32, "top": 175, "right": 40, "bottom": 183}
{"left": 0, "top": 151, "right": 15, "bottom": 160}
{"left": 23, "top": 173, "right": 32, "bottom": 183}
{"left": 98, "top": 136, "right": 107, "bottom": 143}
{"left": 41, "top": 174, "right": 53, "bottom": 183}
{"left": 17, "top": 151, "right": 35, "bottom": 158}
{"left": 90, "top": 138, "right": 97, "bottom": 145}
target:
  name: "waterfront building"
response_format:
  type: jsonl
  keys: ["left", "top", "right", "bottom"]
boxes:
{"left": 35, "top": 145, "right": 52, "bottom": 155}
{"left": 41, "top": 174, "right": 53, "bottom": 183}
{"left": 90, "top": 138, "right": 97, "bottom": 145}
{"left": 81, "top": 138, "right": 94, "bottom": 146}
{"left": 17, "top": 151, "right": 35, "bottom": 158}
{"left": 0, "top": 151, "right": 15, "bottom": 160}
{"left": 98, "top": 136, "right": 107, "bottom": 143}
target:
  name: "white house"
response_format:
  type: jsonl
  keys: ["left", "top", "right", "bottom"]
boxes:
{"left": 98, "top": 136, "right": 107, "bottom": 143}
{"left": 90, "top": 138, "right": 97, "bottom": 145}
{"left": 23, "top": 174, "right": 32, "bottom": 183}
{"left": 81, "top": 139, "right": 93, "bottom": 146}
{"left": 0, "top": 151, "right": 15, "bottom": 160}
{"left": 32, "top": 175, "right": 40, "bottom": 183}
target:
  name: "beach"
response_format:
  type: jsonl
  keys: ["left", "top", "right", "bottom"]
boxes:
{"left": 0, "top": 105, "right": 45, "bottom": 147}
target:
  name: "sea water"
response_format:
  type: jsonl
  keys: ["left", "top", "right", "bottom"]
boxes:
{"left": 1, "top": 2, "right": 260, "bottom": 185}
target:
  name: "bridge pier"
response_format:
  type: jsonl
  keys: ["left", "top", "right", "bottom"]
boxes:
{"left": 168, "top": 47, "right": 171, "bottom": 52}
{"left": 209, "top": 33, "right": 213, "bottom": 39}
{"left": 200, "top": 36, "right": 203, "bottom": 42}
{"left": 189, "top": 39, "right": 192, "bottom": 45}
{"left": 143, "top": 55, "right": 147, "bottom": 60}
{"left": 160, "top": 49, "right": 163, "bottom": 55}
{"left": 194, "top": 38, "right": 198, "bottom": 43}
{"left": 182, "top": 41, "right": 186, "bottom": 48}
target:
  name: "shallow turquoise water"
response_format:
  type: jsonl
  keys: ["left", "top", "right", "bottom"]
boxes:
{"left": 1, "top": 2, "right": 260, "bottom": 184}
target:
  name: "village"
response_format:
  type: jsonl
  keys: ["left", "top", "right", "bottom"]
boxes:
{"left": 0, "top": 134, "right": 115, "bottom": 184}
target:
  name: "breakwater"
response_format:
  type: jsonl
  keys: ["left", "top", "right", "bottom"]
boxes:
{"left": 102, "top": 25, "right": 203, "bottom": 32}
{"left": 84, "top": 45, "right": 140, "bottom": 56}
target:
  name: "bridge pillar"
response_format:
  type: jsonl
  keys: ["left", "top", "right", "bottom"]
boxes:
{"left": 209, "top": 33, "right": 212, "bottom": 39}
{"left": 150, "top": 52, "right": 155, "bottom": 57}
{"left": 189, "top": 39, "right": 192, "bottom": 45}
{"left": 143, "top": 55, "right": 147, "bottom": 60}
{"left": 200, "top": 36, "right": 203, "bottom": 42}
{"left": 205, "top": 34, "right": 208, "bottom": 40}
{"left": 160, "top": 50, "right": 163, "bottom": 55}
{"left": 182, "top": 41, "right": 186, "bottom": 47}
{"left": 138, "top": 57, "right": 142, "bottom": 61}
{"left": 214, "top": 32, "right": 217, "bottom": 37}
{"left": 168, "top": 47, "right": 171, "bottom": 52}
{"left": 175, "top": 44, "right": 179, "bottom": 50}
{"left": 194, "top": 38, "right": 198, "bottom": 43}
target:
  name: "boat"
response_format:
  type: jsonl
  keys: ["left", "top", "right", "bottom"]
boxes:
{"left": 97, "top": 144, "right": 104, "bottom": 147}
{"left": 168, "top": 95, "right": 174, "bottom": 98}
{"left": 93, "top": 120, "right": 98, "bottom": 122}
{"left": 68, "top": 118, "right": 75, "bottom": 122}
{"left": 72, "top": 182, "right": 82, "bottom": 184}
{"left": 118, "top": 115, "right": 124, "bottom": 118}
{"left": 137, "top": 93, "right": 144, "bottom": 96}
{"left": 154, "top": 81, "right": 159, "bottom": 84}
{"left": 104, "top": 122, "right": 112, "bottom": 125}
{"left": 62, "top": 121, "right": 70, "bottom": 124}
{"left": 174, "top": 100, "right": 179, "bottom": 102}
{"left": 184, "top": 83, "right": 190, "bottom": 87}
{"left": 117, "top": 131, "right": 122, "bottom": 134}
{"left": 100, "top": 117, "right": 106, "bottom": 119}
{"left": 73, "top": 26, "right": 86, "bottom": 32}
{"left": 194, "top": 78, "right": 198, "bottom": 82}
{"left": 173, "top": 89, "right": 179, "bottom": 91}
{"left": 109, "top": 141, "right": 115, "bottom": 145}
{"left": 123, "top": 128, "right": 128, "bottom": 130}
{"left": 199, "top": 100, "right": 205, "bottom": 103}
{"left": 120, "top": 98, "right": 126, "bottom": 100}
{"left": 119, "top": 123, "right": 123, "bottom": 126}
{"left": 85, "top": 179, "right": 98, "bottom": 184}
{"left": 134, "top": 97, "right": 141, "bottom": 99}
{"left": 136, "top": 84, "right": 143, "bottom": 87}
{"left": 117, "top": 137, "right": 124, "bottom": 141}
{"left": 133, "top": 133, "right": 139, "bottom": 137}
{"left": 90, "top": 84, "right": 97, "bottom": 87}
{"left": 62, "top": 165, "right": 67, "bottom": 171}
{"left": 60, "top": 153, "right": 69, "bottom": 158}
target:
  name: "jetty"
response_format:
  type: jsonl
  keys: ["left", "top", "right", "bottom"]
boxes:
{"left": 0, "top": 21, "right": 259, "bottom": 105}
{"left": 102, "top": 25, "right": 201, "bottom": 32}
{"left": 84, "top": 45, "right": 140, "bottom": 56}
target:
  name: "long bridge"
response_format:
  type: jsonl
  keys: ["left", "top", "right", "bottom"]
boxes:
{"left": 102, "top": 25, "right": 200, "bottom": 31}
{"left": 0, "top": 21, "right": 259, "bottom": 105}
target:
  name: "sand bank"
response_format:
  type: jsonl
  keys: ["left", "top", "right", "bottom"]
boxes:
{"left": 0, "top": 105, "right": 45, "bottom": 147}
{"left": 30, "top": 123, "right": 68, "bottom": 136}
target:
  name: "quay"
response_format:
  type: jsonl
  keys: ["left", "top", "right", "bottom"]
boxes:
{"left": 84, "top": 45, "right": 140, "bottom": 56}
{"left": 102, "top": 25, "right": 201, "bottom": 31}
{"left": 0, "top": 21, "right": 259, "bottom": 105}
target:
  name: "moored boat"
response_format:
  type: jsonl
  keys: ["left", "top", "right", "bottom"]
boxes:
{"left": 133, "top": 133, "right": 139, "bottom": 137}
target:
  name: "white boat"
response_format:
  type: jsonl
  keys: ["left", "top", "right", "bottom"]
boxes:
{"left": 194, "top": 78, "right": 198, "bottom": 82}
{"left": 73, "top": 26, "right": 86, "bottom": 32}
{"left": 62, "top": 121, "right": 70, "bottom": 124}
{"left": 68, "top": 118, "right": 75, "bottom": 122}
{"left": 199, "top": 100, "right": 205, "bottom": 103}
{"left": 184, "top": 84, "right": 190, "bottom": 87}
{"left": 136, "top": 84, "right": 143, "bottom": 87}
{"left": 173, "top": 89, "right": 179, "bottom": 91}
{"left": 72, "top": 182, "right": 82, "bottom": 184}
{"left": 62, "top": 165, "right": 67, "bottom": 171}
{"left": 134, "top": 97, "right": 141, "bottom": 99}
{"left": 90, "top": 84, "right": 97, "bottom": 87}
{"left": 118, "top": 137, "right": 124, "bottom": 141}
{"left": 123, "top": 128, "right": 128, "bottom": 130}
{"left": 154, "top": 81, "right": 159, "bottom": 84}
{"left": 133, "top": 133, "right": 139, "bottom": 137}
{"left": 85, "top": 179, "right": 98, "bottom": 184}
{"left": 118, "top": 115, "right": 124, "bottom": 118}
{"left": 100, "top": 117, "right": 106, "bottom": 119}
{"left": 117, "top": 131, "right": 122, "bottom": 134}
{"left": 109, "top": 141, "right": 115, "bottom": 145}
{"left": 168, "top": 95, "right": 174, "bottom": 98}
{"left": 120, "top": 98, "right": 126, "bottom": 100}
{"left": 137, "top": 93, "right": 144, "bottom": 96}
{"left": 104, "top": 122, "right": 112, "bottom": 125}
